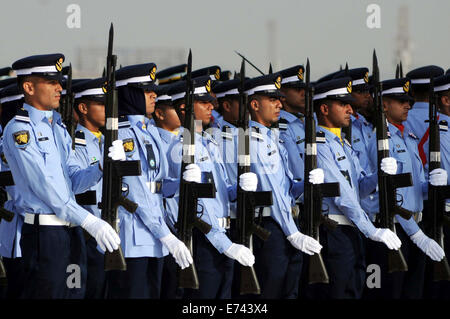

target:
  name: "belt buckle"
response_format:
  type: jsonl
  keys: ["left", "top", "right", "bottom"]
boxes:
{"left": 149, "top": 181, "right": 162, "bottom": 194}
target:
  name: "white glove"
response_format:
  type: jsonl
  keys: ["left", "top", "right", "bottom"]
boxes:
{"left": 309, "top": 168, "right": 324, "bottom": 184}
{"left": 160, "top": 233, "right": 193, "bottom": 269}
{"left": 108, "top": 139, "right": 126, "bottom": 161}
{"left": 430, "top": 168, "right": 448, "bottom": 186}
{"left": 239, "top": 172, "right": 258, "bottom": 192}
{"left": 369, "top": 228, "right": 402, "bottom": 250}
{"left": 224, "top": 243, "right": 255, "bottom": 266}
{"left": 380, "top": 157, "right": 397, "bottom": 175}
{"left": 287, "top": 231, "right": 322, "bottom": 255}
{"left": 410, "top": 229, "right": 445, "bottom": 262}
{"left": 182, "top": 164, "right": 202, "bottom": 183}
{"left": 81, "top": 214, "right": 121, "bottom": 253}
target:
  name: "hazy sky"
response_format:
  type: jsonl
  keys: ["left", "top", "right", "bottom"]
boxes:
{"left": 1, "top": 0, "right": 448, "bottom": 80}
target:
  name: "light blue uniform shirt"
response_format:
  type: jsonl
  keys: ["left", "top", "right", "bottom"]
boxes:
{"left": 2, "top": 103, "right": 102, "bottom": 226}
{"left": 0, "top": 137, "right": 25, "bottom": 258}
{"left": 367, "top": 123, "right": 426, "bottom": 236}
{"left": 166, "top": 127, "right": 236, "bottom": 254}
{"left": 436, "top": 113, "right": 450, "bottom": 207}
{"left": 117, "top": 115, "right": 176, "bottom": 258}
{"left": 349, "top": 113, "right": 378, "bottom": 218}
{"left": 316, "top": 126, "right": 378, "bottom": 238}
{"left": 156, "top": 126, "right": 182, "bottom": 231}
{"left": 278, "top": 110, "right": 305, "bottom": 183}
{"left": 73, "top": 124, "right": 104, "bottom": 219}
{"left": 404, "top": 102, "right": 429, "bottom": 172}
{"left": 207, "top": 121, "right": 239, "bottom": 218}
{"left": 249, "top": 120, "right": 304, "bottom": 237}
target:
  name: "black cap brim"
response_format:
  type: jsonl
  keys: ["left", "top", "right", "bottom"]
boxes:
{"left": 281, "top": 82, "right": 306, "bottom": 90}
{"left": 326, "top": 94, "right": 356, "bottom": 104}
{"left": 193, "top": 93, "right": 216, "bottom": 103}
{"left": 20, "top": 73, "right": 63, "bottom": 83}
{"left": 384, "top": 94, "right": 415, "bottom": 103}
{"left": 75, "top": 95, "right": 106, "bottom": 104}
{"left": 140, "top": 82, "right": 158, "bottom": 92}
{"left": 255, "top": 90, "right": 286, "bottom": 99}
{"left": 352, "top": 83, "right": 370, "bottom": 92}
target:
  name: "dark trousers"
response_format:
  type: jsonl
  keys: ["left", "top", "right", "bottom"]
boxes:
{"left": 107, "top": 256, "right": 164, "bottom": 299}
{"left": 85, "top": 237, "right": 106, "bottom": 299}
{"left": 423, "top": 224, "right": 450, "bottom": 299}
{"left": 252, "top": 217, "right": 303, "bottom": 299}
{"left": 160, "top": 254, "right": 184, "bottom": 299}
{"left": 183, "top": 228, "right": 234, "bottom": 299}
{"left": 306, "top": 225, "right": 366, "bottom": 299}
{"left": 363, "top": 225, "right": 426, "bottom": 299}
{"left": 2, "top": 257, "right": 25, "bottom": 299}
{"left": 20, "top": 222, "right": 87, "bottom": 299}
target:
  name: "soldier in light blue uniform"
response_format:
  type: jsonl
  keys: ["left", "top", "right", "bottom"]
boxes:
{"left": 152, "top": 83, "right": 185, "bottom": 299}
{"left": 106, "top": 63, "right": 192, "bottom": 299}
{"left": 277, "top": 65, "right": 306, "bottom": 183}
{"left": 3, "top": 54, "right": 121, "bottom": 299}
{"left": 331, "top": 68, "right": 378, "bottom": 226}
{"left": 244, "top": 73, "right": 325, "bottom": 299}
{"left": 423, "top": 73, "right": 450, "bottom": 298}
{"left": 364, "top": 77, "right": 445, "bottom": 299}
{"left": 71, "top": 78, "right": 109, "bottom": 299}
{"left": 404, "top": 65, "right": 445, "bottom": 171}
{"left": 166, "top": 77, "right": 256, "bottom": 299}
{"left": 0, "top": 82, "right": 26, "bottom": 299}
{"left": 311, "top": 77, "right": 403, "bottom": 299}
{"left": 190, "top": 65, "right": 223, "bottom": 129}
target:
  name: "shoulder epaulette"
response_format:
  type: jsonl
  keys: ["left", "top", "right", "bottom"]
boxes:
{"left": 14, "top": 108, "right": 30, "bottom": 123}
{"left": 221, "top": 125, "right": 233, "bottom": 140}
{"left": 439, "top": 120, "right": 448, "bottom": 131}
{"left": 118, "top": 116, "right": 131, "bottom": 128}
{"left": 208, "top": 135, "right": 218, "bottom": 146}
{"left": 251, "top": 127, "right": 264, "bottom": 141}
{"left": 74, "top": 130, "right": 86, "bottom": 146}
{"left": 408, "top": 131, "right": 418, "bottom": 140}
{"left": 316, "top": 131, "right": 326, "bottom": 143}
{"left": 344, "top": 138, "right": 351, "bottom": 147}
{"left": 278, "top": 118, "right": 289, "bottom": 131}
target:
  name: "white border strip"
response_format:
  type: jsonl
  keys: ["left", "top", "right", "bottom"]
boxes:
{"left": 116, "top": 75, "right": 152, "bottom": 87}
{"left": 15, "top": 65, "right": 58, "bottom": 75}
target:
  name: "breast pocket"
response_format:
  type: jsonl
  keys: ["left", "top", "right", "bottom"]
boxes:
{"left": 133, "top": 216, "right": 156, "bottom": 246}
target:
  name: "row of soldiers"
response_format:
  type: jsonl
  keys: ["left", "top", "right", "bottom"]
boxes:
{"left": 0, "top": 44, "right": 449, "bottom": 299}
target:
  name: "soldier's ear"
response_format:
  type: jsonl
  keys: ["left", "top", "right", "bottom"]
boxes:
{"left": 249, "top": 98, "right": 259, "bottom": 112}
{"left": 22, "top": 80, "right": 35, "bottom": 96}
{"left": 222, "top": 100, "right": 231, "bottom": 113}
{"left": 441, "top": 94, "right": 450, "bottom": 107}
{"left": 319, "top": 103, "right": 328, "bottom": 116}
{"left": 154, "top": 108, "right": 164, "bottom": 121}
{"left": 77, "top": 102, "right": 88, "bottom": 115}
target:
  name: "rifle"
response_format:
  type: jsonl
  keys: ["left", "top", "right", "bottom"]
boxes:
{"left": 341, "top": 63, "right": 352, "bottom": 144}
{"left": 424, "top": 75, "right": 450, "bottom": 281}
{"left": 235, "top": 58, "right": 272, "bottom": 294}
{"left": 176, "top": 50, "right": 215, "bottom": 289}
{"left": 61, "top": 64, "right": 75, "bottom": 149}
{"left": 373, "top": 50, "right": 414, "bottom": 273}
{"left": 99, "top": 24, "right": 142, "bottom": 271}
{"left": 234, "top": 51, "right": 265, "bottom": 76}
{"left": 301, "top": 59, "right": 340, "bottom": 284}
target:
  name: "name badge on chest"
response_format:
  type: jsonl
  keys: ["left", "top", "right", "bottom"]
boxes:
{"left": 145, "top": 142, "right": 157, "bottom": 170}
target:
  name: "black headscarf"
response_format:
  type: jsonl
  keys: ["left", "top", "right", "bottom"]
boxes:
{"left": 118, "top": 85, "right": 146, "bottom": 116}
